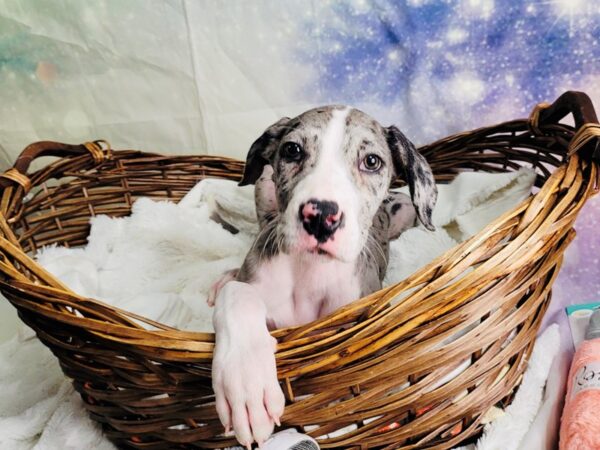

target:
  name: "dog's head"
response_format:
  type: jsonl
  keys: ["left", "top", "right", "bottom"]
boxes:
{"left": 239, "top": 106, "right": 437, "bottom": 262}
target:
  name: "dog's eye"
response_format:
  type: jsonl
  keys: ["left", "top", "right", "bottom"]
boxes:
{"left": 280, "top": 142, "right": 304, "bottom": 161}
{"left": 360, "top": 154, "right": 383, "bottom": 172}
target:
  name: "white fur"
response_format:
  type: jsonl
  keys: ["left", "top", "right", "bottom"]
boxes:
{"left": 251, "top": 252, "right": 360, "bottom": 328}
{"left": 212, "top": 280, "right": 283, "bottom": 446}
{"left": 0, "top": 168, "right": 540, "bottom": 449}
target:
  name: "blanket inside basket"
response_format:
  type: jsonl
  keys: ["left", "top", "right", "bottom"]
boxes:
{"left": 35, "top": 167, "right": 536, "bottom": 333}
{"left": 0, "top": 167, "right": 554, "bottom": 450}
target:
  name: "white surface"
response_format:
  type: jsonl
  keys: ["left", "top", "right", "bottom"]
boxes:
{"left": 0, "top": 1, "right": 207, "bottom": 161}
{"left": 0, "top": 1, "right": 320, "bottom": 163}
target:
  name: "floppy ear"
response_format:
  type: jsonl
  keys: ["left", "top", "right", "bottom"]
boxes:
{"left": 254, "top": 165, "right": 278, "bottom": 229}
{"left": 238, "top": 117, "right": 291, "bottom": 186}
{"left": 385, "top": 126, "right": 437, "bottom": 231}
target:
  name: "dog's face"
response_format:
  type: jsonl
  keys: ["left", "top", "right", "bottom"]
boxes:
{"left": 240, "top": 106, "right": 437, "bottom": 262}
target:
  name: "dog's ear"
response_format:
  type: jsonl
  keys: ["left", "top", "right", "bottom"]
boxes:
{"left": 254, "top": 165, "right": 278, "bottom": 229}
{"left": 385, "top": 126, "right": 437, "bottom": 231}
{"left": 239, "top": 117, "right": 291, "bottom": 186}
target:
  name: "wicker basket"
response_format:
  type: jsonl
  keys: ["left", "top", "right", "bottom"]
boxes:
{"left": 0, "top": 91, "right": 599, "bottom": 450}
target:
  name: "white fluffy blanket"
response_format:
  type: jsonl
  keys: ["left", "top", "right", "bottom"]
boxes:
{"left": 0, "top": 168, "right": 554, "bottom": 450}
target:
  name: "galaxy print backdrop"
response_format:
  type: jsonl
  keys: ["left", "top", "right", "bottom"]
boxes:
{"left": 0, "top": 0, "right": 599, "bottom": 334}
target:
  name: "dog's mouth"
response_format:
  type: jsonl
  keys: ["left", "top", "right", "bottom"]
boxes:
{"left": 308, "top": 247, "right": 334, "bottom": 257}
{"left": 287, "top": 237, "right": 337, "bottom": 259}
{"left": 280, "top": 221, "right": 347, "bottom": 261}
{"left": 302, "top": 240, "right": 349, "bottom": 261}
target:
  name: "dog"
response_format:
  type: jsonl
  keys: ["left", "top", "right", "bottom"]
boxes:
{"left": 209, "top": 106, "right": 437, "bottom": 448}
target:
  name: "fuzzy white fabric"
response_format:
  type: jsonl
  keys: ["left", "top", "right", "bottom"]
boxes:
{"left": 0, "top": 168, "right": 540, "bottom": 449}
{"left": 0, "top": 327, "right": 115, "bottom": 450}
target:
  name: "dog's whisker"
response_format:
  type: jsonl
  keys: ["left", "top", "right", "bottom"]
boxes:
{"left": 262, "top": 227, "right": 277, "bottom": 262}
{"left": 359, "top": 236, "right": 375, "bottom": 265}
{"left": 276, "top": 232, "right": 285, "bottom": 256}
{"left": 253, "top": 223, "right": 275, "bottom": 263}
{"left": 366, "top": 234, "right": 388, "bottom": 266}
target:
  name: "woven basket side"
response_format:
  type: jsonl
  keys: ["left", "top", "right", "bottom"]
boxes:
{"left": 4, "top": 149, "right": 244, "bottom": 253}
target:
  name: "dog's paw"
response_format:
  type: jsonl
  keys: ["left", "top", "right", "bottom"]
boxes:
{"left": 212, "top": 330, "right": 284, "bottom": 448}
{"left": 207, "top": 269, "right": 239, "bottom": 306}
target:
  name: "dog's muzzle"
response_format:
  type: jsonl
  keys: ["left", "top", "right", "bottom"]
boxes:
{"left": 299, "top": 199, "right": 344, "bottom": 243}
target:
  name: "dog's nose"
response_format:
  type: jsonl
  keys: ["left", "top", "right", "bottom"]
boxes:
{"left": 299, "top": 199, "right": 343, "bottom": 242}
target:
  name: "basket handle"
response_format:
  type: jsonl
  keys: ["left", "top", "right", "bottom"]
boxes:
{"left": 0, "top": 140, "right": 111, "bottom": 191}
{"left": 537, "top": 91, "right": 598, "bottom": 129}
{"left": 535, "top": 91, "right": 600, "bottom": 162}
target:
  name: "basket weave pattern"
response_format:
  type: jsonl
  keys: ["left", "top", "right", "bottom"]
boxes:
{"left": 0, "top": 92, "right": 599, "bottom": 449}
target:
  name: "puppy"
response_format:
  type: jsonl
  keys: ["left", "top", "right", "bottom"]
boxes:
{"left": 210, "top": 106, "right": 437, "bottom": 448}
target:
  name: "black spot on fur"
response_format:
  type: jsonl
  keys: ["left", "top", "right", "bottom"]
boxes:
{"left": 359, "top": 138, "right": 373, "bottom": 152}
{"left": 416, "top": 165, "right": 427, "bottom": 182}
{"left": 424, "top": 205, "right": 433, "bottom": 218}
{"left": 391, "top": 203, "right": 403, "bottom": 215}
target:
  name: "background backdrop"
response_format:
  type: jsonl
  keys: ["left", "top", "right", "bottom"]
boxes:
{"left": 0, "top": 0, "right": 599, "bottom": 346}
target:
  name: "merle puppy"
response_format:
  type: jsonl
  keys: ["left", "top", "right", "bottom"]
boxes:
{"left": 209, "top": 106, "right": 437, "bottom": 448}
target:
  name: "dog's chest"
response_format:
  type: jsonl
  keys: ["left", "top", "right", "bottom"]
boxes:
{"left": 252, "top": 254, "right": 361, "bottom": 329}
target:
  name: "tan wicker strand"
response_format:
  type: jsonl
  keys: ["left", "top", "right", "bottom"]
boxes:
{"left": 83, "top": 141, "right": 108, "bottom": 164}
{"left": 0, "top": 168, "right": 32, "bottom": 193}
{"left": 568, "top": 123, "right": 600, "bottom": 156}
{"left": 527, "top": 101, "right": 551, "bottom": 135}
{"left": 0, "top": 91, "right": 598, "bottom": 449}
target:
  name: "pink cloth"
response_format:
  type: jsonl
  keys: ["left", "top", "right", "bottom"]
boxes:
{"left": 559, "top": 339, "right": 600, "bottom": 450}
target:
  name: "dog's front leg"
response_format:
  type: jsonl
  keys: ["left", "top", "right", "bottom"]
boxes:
{"left": 212, "top": 280, "right": 285, "bottom": 448}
